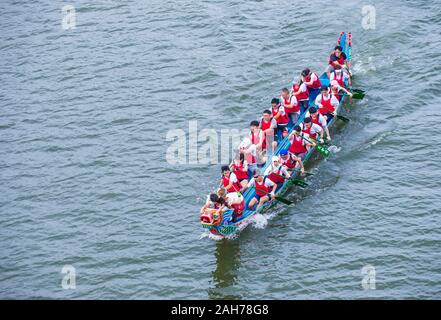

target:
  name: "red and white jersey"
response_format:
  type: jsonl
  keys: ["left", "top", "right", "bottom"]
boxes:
{"left": 243, "top": 144, "right": 257, "bottom": 165}
{"left": 248, "top": 178, "right": 274, "bottom": 189}
{"left": 222, "top": 173, "right": 241, "bottom": 193}
{"left": 264, "top": 164, "right": 290, "bottom": 184}
{"left": 315, "top": 93, "right": 339, "bottom": 114}
{"left": 260, "top": 118, "right": 277, "bottom": 131}
{"left": 280, "top": 155, "right": 298, "bottom": 169}
{"left": 260, "top": 118, "right": 276, "bottom": 149}
{"left": 301, "top": 72, "right": 322, "bottom": 89}
{"left": 249, "top": 130, "right": 264, "bottom": 147}
{"left": 330, "top": 70, "right": 349, "bottom": 86}
{"left": 289, "top": 134, "right": 308, "bottom": 154}
{"left": 305, "top": 111, "right": 328, "bottom": 128}
{"left": 300, "top": 122, "right": 323, "bottom": 139}
{"left": 292, "top": 82, "right": 309, "bottom": 101}
{"left": 280, "top": 94, "right": 300, "bottom": 114}
{"left": 272, "top": 106, "right": 289, "bottom": 125}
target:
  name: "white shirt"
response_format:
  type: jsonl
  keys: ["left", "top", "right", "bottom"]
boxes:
{"left": 241, "top": 144, "right": 257, "bottom": 166}
{"left": 330, "top": 70, "right": 350, "bottom": 83}
{"left": 247, "top": 177, "right": 275, "bottom": 189}
{"left": 301, "top": 72, "right": 318, "bottom": 83}
{"left": 304, "top": 112, "right": 328, "bottom": 127}
{"left": 300, "top": 122, "right": 323, "bottom": 135}
{"left": 264, "top": 163, "right": 290, "bottom": 178}
{"left": 228, "top": 172, "right": 238, "bottom": 183}
{"left": 289, "top": 133, "right": 307, "bottom": 146}
{"left": 273, "top": 105, "right": 286, "bottom": 116}
{"left": 225, "top": 192, "right": 243, "bottom": 206}
{"left": 314, "top": 94, "right": 339, "bottom": 110}
{"left": 260, "top": 118, "right": 277, "bottom": 129}
{"left": 280, "top": 95, "right": 299, "bottom": 114}
{"left": 296, "top": 82, "right": 308, "bottom": 93}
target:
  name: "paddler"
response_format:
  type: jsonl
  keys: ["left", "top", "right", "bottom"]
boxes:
{"left": 231, "top": 157, "right": 249, "bottom": 188}
{"left": 200, "top": 193, "right": 225, "bottom": 214}
{"left": 288, "top": 125, "right": 313, "bottom": 160}
{"left": 301, "top": 68, "right": 322, "bottom": 92}
{"left": 280, "top": 87, "right": 300, "bottom": 126}
{"left": 260, "top": 109, "right": 278, "bottom": 154}
{"left": 250, "top": 120, "right": 265, "bottom": 152}
{"left": 314, "top": 86, "right": 339, "bottom": 124}
{"left": 219, "top": 168, "right": 246, "bottom": 222}
{"left": 326, "top": 45, "right": 350, "bottom": 77}
{"left": 247, "top": 171, "right": 277, "bottom": 210}
{"left": 264, "top": 156, "right": 291, "bottom": 186}
{"left": 224, "top": 190, "right": 246, "bottom": 222}
{"left": 221, "top": 165, "right": 242, "bottom": 194}
{"left": 330, "top": 80, "right": 353, "bottom": 101}
{"left": 305, "top": 107, "right": 329, "bottom": 136}
{"left": 271, "top": 98, "right": 289, "bottom": 142}
{"left": 238, "top": 137, "right": 258, "bottom": 179}
{"left": 199, "top": 193, "right": 226, "bottom": 225}
{"left": 279, "top": 149, "right": 304, "bottom": 174}
{"left": 307, "top": 106, "right": 332, "bottom": 142}
{"left": 300, "top": 117, "right": 324, "bottom": 144}
{"left": 291, "top": 80, "right": 309, "bottom": 114}
{"left": 330, "top": 68, "right": 352, "bottom": 88}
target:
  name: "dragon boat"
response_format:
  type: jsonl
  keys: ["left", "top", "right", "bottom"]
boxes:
{"left": 201, "top": 32, "right": 355, "bottom": 238}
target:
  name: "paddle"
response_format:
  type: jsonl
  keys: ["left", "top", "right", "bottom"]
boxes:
{"left": 288, "top": 179, "right": 308, "bottom": 188}
{"left": 274, "top": 196, "right": 293, "bottom": 205}
{"left": 273, "top": 178, "right": 308, "bottom": 205}
{"left": 300, "top": 134, "right": 331, "bottom": 157}
{"left": 339, "top": 92, "right": 364, "bottom": 100}
{"left": 336, "top": 115, "right": 350, "bottom": 122}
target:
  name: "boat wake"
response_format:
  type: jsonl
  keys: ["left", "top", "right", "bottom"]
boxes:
{"left": 328, "top": 145, "right": 342, "bottom": 153}
{"left": 250, "top": 213, "right": 269, "bottom": 229}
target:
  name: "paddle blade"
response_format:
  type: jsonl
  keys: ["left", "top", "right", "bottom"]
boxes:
{"left": 352, "top": 88, "right": 365, "bottom": 94}
{"left": 316, "top": 144, "right": 331, "bottom": 157}
{"left": 275, "top": 196, "right": 293, "bottom": 205}
{"left": 352, "top": 92, "right": 365, "bottom": 99}
{"left": 290, "top": 179, "right": 308, "bottom": 188}
{"left": 337, "top": 115, "right": 350, "bottom": 122}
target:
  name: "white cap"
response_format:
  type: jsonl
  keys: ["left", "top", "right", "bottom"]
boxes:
{"left": 272, "top": 156, "right": 280, "bottom": 162}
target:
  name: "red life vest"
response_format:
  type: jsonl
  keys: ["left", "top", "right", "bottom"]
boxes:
{"left": 233, "top": 163, "right": 248, "bottom": 181}
{"left": 289, "top": 135, "right": 307, "bottom": 154}
{"left": 272, "top": 107, "right": 289, "bottom": 125}
{"left": 329, "top": 53, "right": 346, "bottom": 69}
{"left": 281, "top": 95, "right": 300, "bottom": 113}
{"left": 267, "top": 166, "right": 285, "bottom": 184}
{"left": 222, "top": 175, "right": 241, "bottom": 193}
{"left": 250, "top": 130, "right": 263, "bottom": 147}
{"left": 255, "top": 179, "right": 270, "bottom": 197}
{"left": 333, "top": 71, "right": 345, "bottom": 86}
{"left": 318, "top": 94, "right": 335, "bottom": 114}
{"left": 280, "top": 155, "right": 296, "bottom": 169}
{"left": 305, "top": 73, "right": 322, "bottom": 89}
{"left": 302, "top": 124, "right": 317, "bottom": 139}
{"left": 260, "top": 119, "right": 272, "bottom": 149}
{"left": 293, "top": 83, "right": 309, "bottom": 101}
{"left": 231, "top": 199, "right": 245, "bottom": 215}
{"left": 310, "top": 115, "right": 320, "bottom": 126}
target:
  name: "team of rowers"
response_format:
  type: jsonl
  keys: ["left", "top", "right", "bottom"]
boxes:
{"left": 200, "top": 45, "right": 352, "bottom": 224}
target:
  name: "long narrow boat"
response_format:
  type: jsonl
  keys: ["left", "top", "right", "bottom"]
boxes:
{"left": 201, "top": 32, "right": 354, "bottom": 238}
